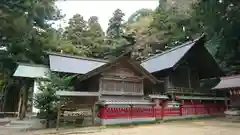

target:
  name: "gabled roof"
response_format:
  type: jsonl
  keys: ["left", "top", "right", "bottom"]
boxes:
{"left": 212, "top": 75, "right": 240, "bottom": 90}
{"left": 47, "top": 52, "right": 108, "bottom": 74}
{"left": 78, "top": 51, "right": 162, "bottom": 84}
{"left": 13, "top": 63, "right": 50, "bottom": 78}
{"left": 141, "top": 34, "right": 205, "bottom": 73}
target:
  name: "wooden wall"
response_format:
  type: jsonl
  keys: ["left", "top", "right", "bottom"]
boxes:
{"left": 99, "top": 61, "right": 144, "bottom": 96}
{"left": 167, "top": 62, "right": 200, "bottom": 89}
{"left": 76, "top": 76, "right": 100, "bottom": 92}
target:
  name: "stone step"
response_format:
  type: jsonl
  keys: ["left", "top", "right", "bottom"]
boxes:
{"left": 2, "top": 124, "right": 32, "bottom": 132}
{"left": 8, "top": 119, "right": 47, "bottom": 130}
{"left": 0, "top": 118, "right": 11, "bottom": 126}
{"left": 8, "top": 120, "right": 32, "bottom": 126}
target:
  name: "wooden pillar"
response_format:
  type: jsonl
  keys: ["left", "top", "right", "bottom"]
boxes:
{"left": 225, "top": 91, "right": 228, "bottom": 110}
{"left": 161, "top": 102, "right": 164, "bottom": 119}
{"left": 130, "top": 105, "right": 133, "bottom": 119}
{"left": 191, "top": 100, "right": 196, "bottom": 115}
{"left": 180, "top": 100, "right": 183, "bottom": 116}
{"left": 187, "top": 68, "right": 191, "bottom": 88}
{"left": 152, "top": 104, "right": 156, "bottom": 118}
{"left": 92, "top": 103, "right": 96, "bottom": 125}
{"left": 56, "top": 101, "right": 61, "bottom": 131}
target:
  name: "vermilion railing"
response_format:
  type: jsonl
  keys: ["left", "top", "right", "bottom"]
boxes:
{"left": 98, "top": 103, "right": 226, "bottom": 119}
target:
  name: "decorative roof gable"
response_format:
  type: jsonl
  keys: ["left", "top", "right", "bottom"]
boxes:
{"left": 78, "top": 51, "right": 162, "bottom": 84}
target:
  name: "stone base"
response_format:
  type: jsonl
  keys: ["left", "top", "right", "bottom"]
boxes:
{"left": 99, "top": 114, "right": 223, "bottom": 125}
{"left": 224, "top": 110, "right": 240, "bottom": 122}
{"left": 163, "top": 114, "right": 223, "bottom": 121}
{"left": 100, "top": 117, "right": 156, "bottom": 125}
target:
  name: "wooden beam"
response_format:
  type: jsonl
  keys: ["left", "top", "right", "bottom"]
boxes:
{"left": 56, "top": 91, "right": 101, "bottom": 97}
{"left": 100, "top": 91, "right": 143, "bottom": 96}
{"left": 102, "top": 77, "right": 141, "bottom": 82}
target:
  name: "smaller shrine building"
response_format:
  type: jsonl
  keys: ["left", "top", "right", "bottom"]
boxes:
{"left": 212, "top": 75, "right": 240, "bottom": 120}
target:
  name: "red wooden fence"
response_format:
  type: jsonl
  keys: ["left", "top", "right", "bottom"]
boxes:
{"left": 98, "top": 103, "right": 226, "bottom": 119}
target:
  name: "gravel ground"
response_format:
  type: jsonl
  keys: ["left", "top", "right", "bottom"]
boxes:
{"left": 3, "top": 118, "right": 240, "bottom": 135}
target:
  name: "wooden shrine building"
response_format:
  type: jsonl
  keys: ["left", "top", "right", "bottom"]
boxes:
{"left": 75, "top": 51, "right": 163, "bottom": 103}
{"left": 12, "top": 35, "right": 227, "bottom": 125}
{"left": 139, "top": 35, "right": 226, "bottom": 119}
{"left": 141, "top": 35, "right": 224, "bottom": 103}
{"left": 212, "top": 75, "right": 240, "bottom": 120}
{"left": 61, "top": 51, "right": 164, "bottom": 125}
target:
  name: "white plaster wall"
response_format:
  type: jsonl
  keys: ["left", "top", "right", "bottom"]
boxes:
{"left": 32, "top": 80, "right": 40, "bottom": 113}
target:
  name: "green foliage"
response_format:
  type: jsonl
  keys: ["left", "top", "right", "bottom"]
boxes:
{"left": 191, "top": 0, "right": 240, "bottom": 74}
{"left": 63, "top": 14, "right": 90, "bottom": 56}
{"left": 103, "top": 9, "right": 131, "bottom": 59}
{"left": 0, "top": 0, "right": 63, "bottom": 111}
{"left": 124, "top": 9, "right": 154, "bottom": 60}
{"left": 127, "top": 8, "right": 153, "bottom": 24}
{"left": 34, "top": 73, "right": 74, "bottom": 124}
{"left": 86, "top": 16, "right": 105, "bottom": 58}
{"left": 106, "top": 9, "right": 125, "bottom": 39}
{"left": 62, "top": 14, "right": 106, "bottom": 58}
{"left": 151, "top": 4, "right": 194, "bottom": 48}
{"left": 124, "top": 3, "right": 199, "bottom": 61}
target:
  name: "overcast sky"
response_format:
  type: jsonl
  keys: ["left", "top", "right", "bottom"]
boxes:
{"left": 54, "top": 0, "right": 158, "bottom": 31}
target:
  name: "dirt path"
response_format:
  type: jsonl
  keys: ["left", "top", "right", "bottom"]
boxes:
{"left": 5, "top": 119, "right": 240, "bottom": 135}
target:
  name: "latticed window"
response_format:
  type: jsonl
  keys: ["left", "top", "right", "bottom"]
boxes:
{"left": 102, "top": 80, "right": 116, "bottom": 91}
{"left": 101, "top": 79, "right": 143, "bottom": 94}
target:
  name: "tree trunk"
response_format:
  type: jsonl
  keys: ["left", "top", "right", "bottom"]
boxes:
{"left": 1, "top": 79, "right": 12, "bottom": 112}
{"left": 17, "top": 89, "right": 23, "bottom": 119}
{"left": 1, "top": 83, "right": 8, "bottom": 112}
{"left": 20, "top": 85, "right": 28, "bottom": 119}
{"left": 17, "top": 79, "right": 31, "bottom": 120}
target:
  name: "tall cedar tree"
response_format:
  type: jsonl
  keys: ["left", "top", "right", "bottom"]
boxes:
{"left": 64, "top": 14, "right": 91, "bottom": 56}
{"left": 104, "top": 9, "right": 130, "bottom": 59}
{"left": 86, "top": 16, "right": 105, "bottom": 58}
{"left": 106, "top": 9, "right": 125, "bottom": 39}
